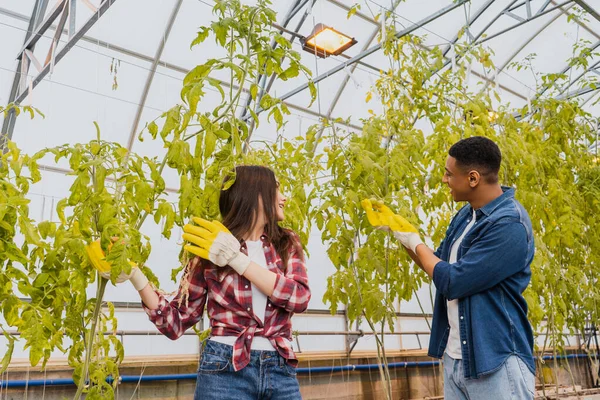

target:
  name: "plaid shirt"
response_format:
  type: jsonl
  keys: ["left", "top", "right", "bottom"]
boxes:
{"left": 143, "top": 231, "right": 310, "bottom": 371}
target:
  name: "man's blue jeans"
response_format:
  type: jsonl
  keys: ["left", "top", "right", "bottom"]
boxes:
{"left": 443, "top": 352, "right": 535, "bottom": 399}
{"left": 194, "top": 340, "right": 302, "bottom": 400}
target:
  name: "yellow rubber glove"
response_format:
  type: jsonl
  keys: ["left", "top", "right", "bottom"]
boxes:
{"left": 85, "top": 240, "right": 112, "bottom": 273}
{"left": 182, "top": 217, "right": 250, "bottom": 275}
{"left": 84, "top": 240, "right": 148, "bottom": 290}
{"left": 361, "top": 199, "right": 423, "bottom": 252}
{"left": 361, "top": 199, "right": 417, "bottom": 233}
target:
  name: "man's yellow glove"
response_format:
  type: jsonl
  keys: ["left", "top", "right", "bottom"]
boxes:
{"left": 182, "top": 217, "right": 251, "bottom": 275}
{"left": 84, "top": 240, "right": 149, "bottom": 291}
{"left": 361, "top": 199, "right": 418, "bottom": 233}
{"left": 361, "top": 199, "right": 424, "bottom": 253}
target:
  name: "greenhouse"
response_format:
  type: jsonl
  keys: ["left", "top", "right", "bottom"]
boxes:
{"left": 0, "top": 0, "right": 599, "bottom": 399}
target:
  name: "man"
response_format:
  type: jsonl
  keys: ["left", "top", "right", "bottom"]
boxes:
{"left": 362, "top": 136, "right": 536, "bottom": 399}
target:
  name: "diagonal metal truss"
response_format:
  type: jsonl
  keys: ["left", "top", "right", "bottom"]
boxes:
{"left": 127, "top": 0, "right": 183, "bottom": 151}
{"left": 251, "top": 0, "right": 469, "bottom": 116}
{"left": 0, "top": 5, "right": 361, "bottom": 134}
{"left": 474, "top": 0, "right": 573, "bottom": 46}
{"left": 1, "top": 0, "right": 117, "bottom": 146}
{"left": 0, "top": 0, "right": 49, "bottom": 148}
{"left": 2, "top": 0, "right": 600, "bottom": 151}
{"left": 573, "top": 0, "right": 600, "bottom": 22}
{"left": 238, "top": 0, "right": 314, "bottom": 136}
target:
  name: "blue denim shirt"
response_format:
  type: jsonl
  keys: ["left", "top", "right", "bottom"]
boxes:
{"left": 428, "top": 187, "right": 535, "bottom": 379}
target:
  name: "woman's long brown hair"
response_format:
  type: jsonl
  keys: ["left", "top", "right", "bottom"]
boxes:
{"left": 219, "top": 166, "right": 299, "bottom": 267}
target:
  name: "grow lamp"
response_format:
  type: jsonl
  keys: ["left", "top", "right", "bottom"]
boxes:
{"left": 301, "top": 23, "right": 357, "bottom": 58}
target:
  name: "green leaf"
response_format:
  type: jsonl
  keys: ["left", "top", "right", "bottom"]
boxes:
{"left": 190, "top": 27, "right": 210, "bottom": 48}
{"left": 250, "top": 84, "right": 258, "bottom": 101}
{"left": 1, "top": 337, "right": 14, "bottom": 373}
{"left": 207, "top": 78, "right": 225, "bottom": 101}
{"left": 307, "top": 81, "right": 317, "bottom": 108}
{"left": 148, "top": 121, "right": 159, "bottom": 138}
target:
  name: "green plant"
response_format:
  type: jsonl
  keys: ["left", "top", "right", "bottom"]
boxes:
{"left": 0, "top": 1, "right": 318, "bottom": 398}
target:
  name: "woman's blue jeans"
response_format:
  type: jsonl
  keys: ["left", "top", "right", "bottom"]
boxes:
{"left": 194, "top": 340, "right": 302, "bottom": 400}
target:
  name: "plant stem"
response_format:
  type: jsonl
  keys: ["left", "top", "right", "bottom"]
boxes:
{"left": 73, "top": 277, "right": 108, "bottom": 400}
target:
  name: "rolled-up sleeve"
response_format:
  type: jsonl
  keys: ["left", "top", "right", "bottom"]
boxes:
{"left": 142, "top": 257, "right": 207, "bottom": 339}
{"left": 270, "top": 239, "right": 311, "bottom": 313}
{"left": 433, "top": 220, "right": 529, "bottom": 300}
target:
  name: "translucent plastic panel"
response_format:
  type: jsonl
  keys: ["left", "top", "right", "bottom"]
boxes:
{"left": 86, "top": 0, "right": 178, "bottom": 58}
{"left": 328, "top": 63, "right": 382, "bottom": 127}
{"left": 291, "top": 315, "right": 347, "bottom": 352}
{"left": 486, "top": 13, "right": 596, "bottom": 96}
{"left": 398, "top": 317, "right": 432, "bottom": 350}
{"left": 159, "top": 0, "right": 229, "bottom": 77}
{"left": 0, "top": 14, "right": 29, "bottom": 126}
{"left": 0, "top": 0, "right": 36, "bottom": 16}
{"left": 400, "top": 283, "right": 435, "bottom": 315}
{"left": 352, "top": 319, "right": 403, "bottom": 351}
{"left": 115, "top": 310, "right": 200, "bottom": 357}
{"left": 304, "top": 225, "right": 343, "bottom": 311}
{"left": 11, "top": 42, "right": 150, "bottom": 166}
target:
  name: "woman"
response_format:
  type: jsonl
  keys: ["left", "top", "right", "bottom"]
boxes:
{"left": 90, "top": 166, "right": 310, "bottom": 399}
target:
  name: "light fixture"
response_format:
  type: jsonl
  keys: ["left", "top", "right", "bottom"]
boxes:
{"left": 301, "top": 23, "right": 357, "bottom": 58}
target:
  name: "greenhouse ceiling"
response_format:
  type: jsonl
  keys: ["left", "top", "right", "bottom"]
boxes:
{"left": 1, "top": 0, "right": 600, "bottom": 162}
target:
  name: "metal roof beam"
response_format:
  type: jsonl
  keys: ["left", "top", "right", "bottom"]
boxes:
{"left": 481, "top": 4, "right": 573, "bottom": 93}
{"left": 327, "top": 0, "right": 403, "bottom": 118}
{"left": 260, "top": 0, "right": 469, "bottom": 114}
{"left": 0, "top": 3, "right": 363, "bottom": 139}
{"left": 0, "top": 0, "right": 50, "bottom": 149}
{"left": 239, "top": 0, "right": 314, "bottom": 143}
{"left": 14, "top": 0, "right": 119, "bottom": 105}
{"left": 573, "top": 0, "right": 600, "bottom": 23}
{"left": 476, "top": 1, "right": 573, "bottom": 45}
{"left": 127, "top": 0, "right": 182, "bottom": 151}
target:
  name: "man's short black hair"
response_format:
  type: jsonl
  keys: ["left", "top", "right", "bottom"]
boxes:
{"left": 448, "top": 136, "right": 501, "bottom": 183}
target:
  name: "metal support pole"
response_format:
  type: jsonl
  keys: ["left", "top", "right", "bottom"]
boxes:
{"left": 573, "top": 0, "right": 600, "bottom": 22}
{"left": 127, "top": 0, "right": 183, "bottom": 151}
{"left": 251, "top": 0, "right": 468, "bottom": 117}
{"left": 14, "top": 0, "right": 119, "bottom": 105}
{"left": 1, "top": 0, "right": 50, "bottom": 148}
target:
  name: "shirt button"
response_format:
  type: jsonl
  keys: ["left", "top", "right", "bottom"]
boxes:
{"left": 157, "top": 310, "right": 162, "bottom": 315}
{"left": 247, "top": 307, "right": 251, "bottom": 311}
{"left": 247, "top": 335, "right": 252, "bottom": 340}
{"left": 462, "top": 341, "right": 467, "bottom": 345}
{"left": 460, "top": 316, "right": 464, "bottom": 320}
{"left": 245, "top": 285, "right": 249, "bottom": 289}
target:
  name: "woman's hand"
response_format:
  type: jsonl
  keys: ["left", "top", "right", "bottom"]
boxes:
{"left": 183, "top": 217, "right": 251, "bottom": 275}
{"left": 84, "top": 240, "right": 149, "bottom": 290}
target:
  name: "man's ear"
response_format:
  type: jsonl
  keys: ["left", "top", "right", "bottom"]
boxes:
{"left": 468, "top": 170, "right": 481, "bottom": 188}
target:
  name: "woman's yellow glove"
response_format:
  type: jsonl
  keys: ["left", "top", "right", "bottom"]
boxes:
{"left": 182, "top": 217, "right": 250, "bottom": 275}
{"left": 84, "top": 240, "right": 148, "bottom": 290}
{"left": 85, "top": 240, "right": 113, "bottom": 274}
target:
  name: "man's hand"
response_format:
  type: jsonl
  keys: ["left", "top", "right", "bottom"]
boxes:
{"left": 182, "top": 217, "right": 251, "bottom": 275}
{"left": 84, "top": 240, "right": 149, "bottom": 291}
{"left": 361, "top": 199, "right": 424, "bottom": 253}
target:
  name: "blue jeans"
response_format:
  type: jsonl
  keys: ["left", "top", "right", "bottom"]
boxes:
{"left": 194, "top": 340, "right": 302, "bottom": 400}
{"left": 443, "top": 352, "right": 535, "bottom": 399}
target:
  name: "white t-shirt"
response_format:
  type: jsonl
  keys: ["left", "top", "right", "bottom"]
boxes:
{"left": 445, "top": 208, "right": 477, "bottom": 360}
{"left": 211, "top": 240, "right": 275, "bottom": 351}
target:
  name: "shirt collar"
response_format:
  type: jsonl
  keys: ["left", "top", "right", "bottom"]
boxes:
{"left": 477, "top": 186, "right": 515, "bottom": 216}
{"left": 239, "top": 232, "right": 269, "bottom": 249}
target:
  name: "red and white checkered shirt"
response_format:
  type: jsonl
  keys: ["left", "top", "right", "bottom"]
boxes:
{"left": 143, "top": 232, "right": 310, "bottom": 371}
